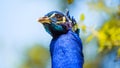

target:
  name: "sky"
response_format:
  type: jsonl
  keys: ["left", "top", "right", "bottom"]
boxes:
{"left": 0, "top": 0, "right": 61, "bottom": 68}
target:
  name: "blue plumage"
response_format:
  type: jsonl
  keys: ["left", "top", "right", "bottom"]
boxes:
{"left": 38, "top": 11, "right": 84, "bottom": 68}
{"left": 50, "top": 30, "right": 84, "bottom": 68}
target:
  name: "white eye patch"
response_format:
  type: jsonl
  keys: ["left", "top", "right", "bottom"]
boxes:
{"left": 49, "top": 13, "right": 67, "bottom": 24}
{"left": 62, "top": 17, "right": 66, "bottom": 23}
{"left": 56, "top": 17, "right": 66, "bottom": 24}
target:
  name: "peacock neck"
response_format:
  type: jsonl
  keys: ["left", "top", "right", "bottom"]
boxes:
{"left": 52, "top": 29, "right": 73, "bottom": 39}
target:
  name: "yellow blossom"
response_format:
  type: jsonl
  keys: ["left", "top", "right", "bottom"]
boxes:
{"left": 80, "top": 13, "right": 85, "bottom": 21}
{"left": 67, "top": 0, "right": 74, "bottom": 4}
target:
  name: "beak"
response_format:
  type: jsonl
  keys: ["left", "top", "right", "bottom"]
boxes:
{"left": 38, "top": 16, "right": 51, "bottom": 24}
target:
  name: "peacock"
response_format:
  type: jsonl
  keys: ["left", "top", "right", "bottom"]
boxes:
{"left": 38, "top": 11, "right": 84, "bottom": 68}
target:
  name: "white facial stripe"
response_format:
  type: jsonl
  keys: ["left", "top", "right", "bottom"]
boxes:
{"left": 50, "top": 13, "right": 56, "bottom": 18}
{"left": 50, "top": 13, "right": 67, "bottom": 24}
{"left": 56, "top": 17, "right": 66, "bottom": 24}
{"left": 56, "top": 22, "right": 61, "bottom": 24}
{"left": 62, "top": 17, "right": 66, "bottom": 23}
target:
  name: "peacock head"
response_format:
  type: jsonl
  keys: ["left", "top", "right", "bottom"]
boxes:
{"left": 38, "top": 11, "right": 77, "bottom": 37}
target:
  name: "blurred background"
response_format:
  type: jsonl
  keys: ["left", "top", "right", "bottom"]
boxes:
{"left": 0, "top": 0, "right": 120, "bottom": 68}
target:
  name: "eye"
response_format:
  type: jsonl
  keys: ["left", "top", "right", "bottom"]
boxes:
{"left": 57, "top": 15, "right": 61, "bottom": 18}
{"left": 55, "top": 14, "right": 63, "bottom": 21}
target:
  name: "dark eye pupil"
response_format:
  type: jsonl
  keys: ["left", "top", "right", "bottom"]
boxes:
{"left": 57, "top": 16, "right": 60, "bottom": 18}
{"left": 55, "top": 14, "right": 62, "bottom": 18}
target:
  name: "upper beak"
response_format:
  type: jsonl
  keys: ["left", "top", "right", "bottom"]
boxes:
{"left": 38, "top": 16, "right": 51, "bottom": 24}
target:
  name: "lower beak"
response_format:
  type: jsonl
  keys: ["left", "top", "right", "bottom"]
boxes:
{"left": 38, "top": 17, "right": 51, "bottom": 24}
